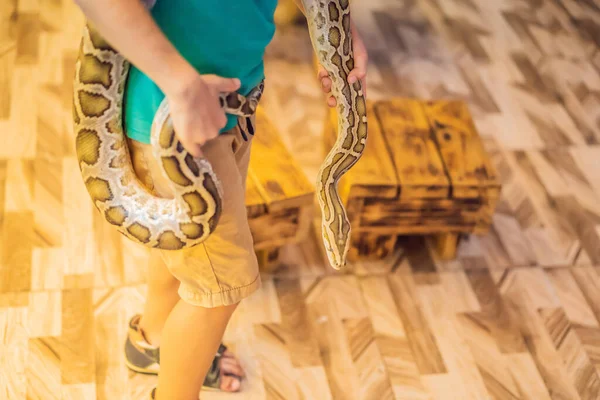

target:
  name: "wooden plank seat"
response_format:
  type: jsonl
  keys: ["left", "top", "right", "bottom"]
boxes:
{"left": 246, "top": 107, "right": 315, "bottom": 270}
{"left": 323, "top": 98, "right": 501, "bottom": 261}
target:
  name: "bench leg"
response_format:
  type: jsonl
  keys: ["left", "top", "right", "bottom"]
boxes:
{"left": 434, "top": 233, "right": 460, "bottom": 260}
{"left": 256, "top": 247, "right": 280, "bottom": 273}
{"left": 349, "top": 232, "right": 396, "bottom": 262}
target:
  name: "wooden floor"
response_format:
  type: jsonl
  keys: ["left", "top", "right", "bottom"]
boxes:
{"left": 2, "top": 0, "right": 600, "bottom": 399}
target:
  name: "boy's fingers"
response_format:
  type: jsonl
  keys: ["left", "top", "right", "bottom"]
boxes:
{"left": 204, "top": 75, "right": 241, "bottom": 92}
{"left": 317, "top": 66, "right": 328, "bottom": 79}
{"left": 348, "top": 57, "right": 368, "bottom": 96}
{"left": 222, "top": 376, "right": 241, "bottom": 392}
{"left": 216, "top": 114, "right": 227, "bottom": 129}
{"left": 348, "top": 30, "right": 368, "bottom": 86}
{"left": 216, "top": 78, "right": 241, "bottom": 92}
{"left": 192, "top": 145, "right": 204, "bottom": 158}
{"left": 327, "top": 96, "right": 336, "bottom": 107}
{"left": 348, "top": 58, "right": 367, "bottom": 83}
{"left": 211, "top": 109, "right": 227, "bottom": 129}
{"left": 355, "top": 48, "right": 368, "bottom": 70}
{"left": 221, "top": 358, "right": 245, "bottom": 377}
{"left": 348, "top": 68, "right": 366, "bottom": 83}
{"left": 350, "top": 21, "right": 368, "bottom": 73}
{"left": 320, "top": 76, "right": 332, "bottom": 93}
{"left": 181, "top": 140, "right": 203, "bottom": 158}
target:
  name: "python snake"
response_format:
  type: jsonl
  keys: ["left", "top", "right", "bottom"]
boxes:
{"left": 73, "top": 0, "right": 366, "bottom": 269}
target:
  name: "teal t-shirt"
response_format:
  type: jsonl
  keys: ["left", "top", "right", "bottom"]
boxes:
{"left": 124, "top": 0, "right": 277, "bottom": 143}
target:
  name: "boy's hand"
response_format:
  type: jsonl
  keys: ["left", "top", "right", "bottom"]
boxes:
{"left": 166, "top": 73, "right": 240, "bottom": 158}
{"left": 318, "top": 20, "right": 368, "bottom": 108}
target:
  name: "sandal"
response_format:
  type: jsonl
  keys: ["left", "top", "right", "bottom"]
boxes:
{"left": 124, "top": 314, "right": 243, "bottom": 393}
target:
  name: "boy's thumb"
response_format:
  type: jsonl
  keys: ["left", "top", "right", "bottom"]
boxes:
{"left": 204, "top": 75, "right": 241, "bottom": 93}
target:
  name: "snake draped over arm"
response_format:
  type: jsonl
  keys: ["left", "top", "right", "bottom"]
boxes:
{"left": 73, "top": 0, "right": 366, "bottom": 269}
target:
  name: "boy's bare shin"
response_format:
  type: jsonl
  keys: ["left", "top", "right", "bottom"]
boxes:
{"left": 155, "top": 300, "right": 239, "bottom": 399}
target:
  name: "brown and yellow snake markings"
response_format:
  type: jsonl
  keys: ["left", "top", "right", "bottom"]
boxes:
{"left": 302, "top": 0, "right": 367, "bottom": 269}
{"left": 73, "top": 0, "right": 366, "bottom": 269}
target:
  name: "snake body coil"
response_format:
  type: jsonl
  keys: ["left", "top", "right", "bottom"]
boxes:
{"left": 73, "top": 0, "right": 366, "bottom": 268}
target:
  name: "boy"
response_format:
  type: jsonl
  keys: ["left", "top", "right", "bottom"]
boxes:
{"left": 73, "top": 0, "right": 367, "bottom": 398}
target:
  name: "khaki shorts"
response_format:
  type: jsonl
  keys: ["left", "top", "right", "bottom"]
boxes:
{"left": 128, "top": 117, "right": 261, "bottom": 308}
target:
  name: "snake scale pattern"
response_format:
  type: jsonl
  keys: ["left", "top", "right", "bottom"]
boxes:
{"left": 73, "top": 0, "right": 366, "bottom": 269}
{"left": 303, "top": 0, "right": 367, "bottom": 268}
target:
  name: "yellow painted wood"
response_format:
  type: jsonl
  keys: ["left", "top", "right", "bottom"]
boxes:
{"left": 348, "top": 232, "right": 396, "bottom": 262}
{"left": 434, "top": 232, "right": 460, "bottom": 260}
{"left": 249, "top": 107, "right": 314, "bottom": 212}
{"left": 245, "top": 108, "right": 315, "bottom": 266}
{"left": 245, "top": 170, "right": 267, "bottom": 219}
{"left": 323, "top": 97, "right": 500, "bottom": 260}
{"left": 375, "top": 99, "right": 450, "bottom": 199}
{"left": 323, "top": 101, "right": 399, "bottom": 202}
{"left": 423, "top": 100, "right": 500, "bottom": 199}
{"left": 256, "top": 247, "right": 280, "bottom": 273}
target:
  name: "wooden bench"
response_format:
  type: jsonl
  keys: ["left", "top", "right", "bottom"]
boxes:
{"left": 246, "top": 107, "right": 314, "bottom": 270}
{"left": 323, "top": 98, "right": 501, "bottom": 261}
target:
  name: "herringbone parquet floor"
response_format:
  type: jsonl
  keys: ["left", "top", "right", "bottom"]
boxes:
{"left": 2, "top": 0, "right": 600, "bottom": 399}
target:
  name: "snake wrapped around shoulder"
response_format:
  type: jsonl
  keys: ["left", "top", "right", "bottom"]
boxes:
{"left": 73, "top": 0, "right": 366, "bottom": 269}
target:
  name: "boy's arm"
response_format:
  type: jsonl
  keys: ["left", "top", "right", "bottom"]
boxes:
{"left": 73, "top": 0, "right": 240, "bottom": 156}
{"left": 291, "top": 0, "right": 368, "bottom": 107}
{"left": 75, "top": 0, "right": 196, "bottom": 97}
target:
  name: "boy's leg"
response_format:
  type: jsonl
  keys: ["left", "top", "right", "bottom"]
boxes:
{"left": 135, "top": 253, "right": 244, "bottom": 393}
{"left": 155, "top": 300, "right": 240, "bottom": 399}
{"left": 138, "top": 252, "right": 180, "bottom": 346}
{"left": 128, "top": 117, "right": 260, "bottom": 397}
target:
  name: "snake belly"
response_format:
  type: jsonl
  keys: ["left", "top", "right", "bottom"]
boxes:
{"left": 73, "top": 23, "right": 263, "bottom": 250}
{"left": 302, "top": 0, "right": 368, "bottom": 269}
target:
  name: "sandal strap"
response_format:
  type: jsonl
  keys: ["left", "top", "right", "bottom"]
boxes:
{"left": 150, "top": 344, "right": 238, "bottom": 393}
{"left": 202, "top": 343, "right": 227, "bottom": 389}
{"left": 204, "top": 345, "right": 226, "bottom": 389}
